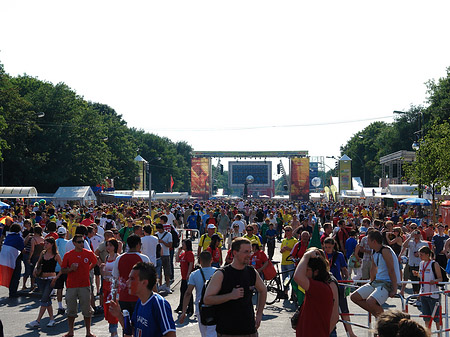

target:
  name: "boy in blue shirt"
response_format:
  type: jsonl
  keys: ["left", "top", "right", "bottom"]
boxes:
{"left": 110, "top": 262, "right": 176, "bottom": 337}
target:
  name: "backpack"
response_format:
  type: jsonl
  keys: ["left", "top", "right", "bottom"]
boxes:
{"left": 105, "top": 220, "right": 114, "bottom": 230}
{"left": 432, "top": 261, "right": 449, "bottom": 283}
{"left": 156, "top": 232, "right": 167, "bottom": 259}
{"left": 170, "top": 226, "right": 180, "bottom": 248}
{"left": 199, "top": 269, "right": 217, "bottom": 326}
{"left": 333, "top": 227, "right": 349, "bottom": 252}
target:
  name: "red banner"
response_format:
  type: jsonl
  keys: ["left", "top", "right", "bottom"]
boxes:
{"left": 191, "top": 158, "right": 211, "bottom": 199}
{"left": 290, "top": 157, "right": 310, "bottom": 201}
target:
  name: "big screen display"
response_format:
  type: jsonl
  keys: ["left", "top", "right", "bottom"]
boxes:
{"left": 228, "top": 161, "right": 272, "bottom": 187}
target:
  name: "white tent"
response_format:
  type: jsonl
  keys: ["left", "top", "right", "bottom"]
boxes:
{"left": 53, "top": 186, "right": 97, "bottom": 206}
{"left": 0, "top": 186, "right": 38, "bottom": 198}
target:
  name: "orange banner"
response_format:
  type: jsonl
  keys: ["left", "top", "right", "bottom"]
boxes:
{"left": 290, "top": 157, "right": 310, "bottom": 201}
{"left": 191, "top": 157, "right": 211, "bottom": 199}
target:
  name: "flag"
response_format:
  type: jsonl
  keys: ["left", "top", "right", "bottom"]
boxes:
{"left": 0, "top": 233, "right": 23, "bottom": 288}
{"left": 170, "top": 175, "right": 174, "bottom": 192}
{"left": 308, "top": 220, "right": 322, "bottom": 249}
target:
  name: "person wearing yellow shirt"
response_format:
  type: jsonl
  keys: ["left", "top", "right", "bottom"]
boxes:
{"left": 280, "top": 226, "right": 298, "bottom": 297}
{"left": 67, "top": 213, "right": 78, "bottom": 239}
{"left": 197, "top": 224, "right": 224, "bottom": 256}
{"left": 243, "top": 225, "right": 262, "bottom": 247}
{"left": 283, "top": 212, "right": 293, "bottom": 226}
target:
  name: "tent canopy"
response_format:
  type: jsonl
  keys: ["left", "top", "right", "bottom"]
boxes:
{"left": 0, "top": 186, "right": 38, "bottom": 198}
{"left": 53, "top": 186, "right": 95, "bottom": 199}
{"left": 53, "top": 186, "right": 96, "bottom": 206}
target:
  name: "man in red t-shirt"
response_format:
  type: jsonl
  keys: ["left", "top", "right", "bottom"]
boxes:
{"left": 80, "top": 213, "right": 94, "bottom": 227}
{"left": 112, "top": 234, "right": 149, "bottom": 318}
{"left": 61, "top": 234, "right": 97, "bottom": 337}
{"left": 44, "top": 221, "right": 59, "bottom": 240}
{"left": 291, "top": 231, "right": 310, "bottom": 264}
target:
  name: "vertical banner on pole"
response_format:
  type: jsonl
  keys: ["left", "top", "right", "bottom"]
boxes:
{"left": 191, "top": 157, "right": 211, "bottom": 200}
{"left": 137, "top": 160, "right": 145, "bottom": 191}
{"left": 339, "top": 155, "right": 352, "bottom": 192}
{"left": 290, "top": 157, "right": 310, "bottom": 201}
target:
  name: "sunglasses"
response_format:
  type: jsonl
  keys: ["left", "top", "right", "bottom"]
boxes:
{"left": 75, "top": 241, "right": 84, "bottom": 244}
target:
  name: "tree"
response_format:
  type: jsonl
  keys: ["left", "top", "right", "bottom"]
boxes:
{"left": 404, "top": 121, "right": 450, "bottom": 222}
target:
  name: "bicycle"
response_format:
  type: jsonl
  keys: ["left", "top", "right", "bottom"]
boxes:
{"left": 265, "top": 257, "right": 298, "bottom": 305}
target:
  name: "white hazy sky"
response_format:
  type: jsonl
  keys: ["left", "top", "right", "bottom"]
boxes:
{"left": 2, "top": 0, "right": 450, "bottom": 172}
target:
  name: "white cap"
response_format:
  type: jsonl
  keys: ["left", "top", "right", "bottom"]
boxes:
{"left": 57, "top": 227, "right": 67, "bottom": 235}
{"left": 207, "top": 224, "right": 216, "bottom": 229}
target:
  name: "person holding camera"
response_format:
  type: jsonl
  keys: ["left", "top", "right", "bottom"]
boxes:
{"left": 399, "top": 227, "right": 428, "bottom": 299}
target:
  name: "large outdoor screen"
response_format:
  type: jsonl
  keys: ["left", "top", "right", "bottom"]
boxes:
{"left": 228, "top": 161, "right": 272, "bottom": 187}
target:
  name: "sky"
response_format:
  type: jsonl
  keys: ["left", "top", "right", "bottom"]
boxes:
{"left": 2, "top": 1, "right": 450, "bottom": 174}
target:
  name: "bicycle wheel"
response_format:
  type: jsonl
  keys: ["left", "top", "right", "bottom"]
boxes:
{"left": 266, "top": 277, "right": 281, "bottom": 305}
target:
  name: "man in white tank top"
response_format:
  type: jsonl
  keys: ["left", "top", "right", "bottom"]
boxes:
{"left": 350, "top": 230, "right": 399, "bottom": 317}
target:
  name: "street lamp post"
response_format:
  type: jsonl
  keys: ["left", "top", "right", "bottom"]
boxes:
{"left": 145, "top": 157, "right": 161, "bottom": 216}
{"left": 352, "top": 153, "right": 366, "bottom": 187}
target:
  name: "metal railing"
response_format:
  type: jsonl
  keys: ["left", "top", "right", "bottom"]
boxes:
{"left": 336, "top": 279, "right": 450, "bottom": 336}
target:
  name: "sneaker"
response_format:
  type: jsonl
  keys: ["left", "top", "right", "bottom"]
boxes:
{"left": 160, "top": 285, "right": 172, "bottom": 293}
{"left": 57, "top": 308, "right": 65, "bottom": 316}
{"left": 46, "top": 320, "right": 56, "bottom": 327}
{"left": 26, "top": 320, "right": 40, "bottom": 328}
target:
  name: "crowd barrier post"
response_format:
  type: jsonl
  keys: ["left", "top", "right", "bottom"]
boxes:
{"left": 178, "top": 229, "right": 200, "bottom": 244}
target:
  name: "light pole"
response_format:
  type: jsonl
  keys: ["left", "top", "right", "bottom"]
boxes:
{"left": 352, "top": 153, "right": 366, "bottom": 187}
{"left": 145, "top": 157, "right": 161, "bottom": 216}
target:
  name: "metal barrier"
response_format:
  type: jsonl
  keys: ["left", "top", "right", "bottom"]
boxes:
{"left": 336, "top": 279, "right": 450, "bottom": 337}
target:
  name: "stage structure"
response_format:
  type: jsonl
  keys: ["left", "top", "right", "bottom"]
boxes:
{"left": 191, "top": 151, "right": 310, "bottom": 200}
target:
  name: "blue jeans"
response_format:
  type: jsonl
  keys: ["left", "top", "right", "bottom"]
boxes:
{"left": 37, "top": 278, "right": 53, "bottom": 307}
{"left": 109, "top": 323, "right": 118, "bottom": 334}
{"left": 281, "top": 264, "right": 295, "bottom": 291}
{"left": 156, "top": 258, "right": 162, "bottom": 280}
{"left": 22, "top": 253, "right": 33, "bottom": 278}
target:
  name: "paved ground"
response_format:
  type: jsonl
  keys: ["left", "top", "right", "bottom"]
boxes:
{"left": 0, "top": 237, "right": 426, "bottom": 337}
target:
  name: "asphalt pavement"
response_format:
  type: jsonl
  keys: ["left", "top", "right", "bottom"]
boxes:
{"left": 0, "top": 236, "right": 424, "bottom": 337}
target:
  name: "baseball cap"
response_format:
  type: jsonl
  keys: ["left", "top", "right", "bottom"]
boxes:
{"left": 207, "top": 224, "right": 216, "bottom": 229}
{"left": 57, "top": 227, "right": 67, "bottom": 235}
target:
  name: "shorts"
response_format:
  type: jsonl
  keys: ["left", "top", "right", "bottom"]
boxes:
{"left": 355, "top": 281, "right": 391, "bottom": 306}
{"left": 161, "top": 255, "right": 172, "bottom": 279}
{"left": 94, "top": 265, "right": 101, "bottom": 276}
{"left": 421, "top": 296, "right": 441, "bottom": 323}
{"left": 156, "top": 258, "right": 162, "bottom": 279}
{"left": 338, "top": 285, "right": 349, "bottom": 313}
{"left": 403, "top": 264, "right": 410, "bottom": 280}
{"left": 66, "top": 287, "right": 92, "bottom": 317}
{"left": 53, "top": 274, "right": 67, "bottom": 290}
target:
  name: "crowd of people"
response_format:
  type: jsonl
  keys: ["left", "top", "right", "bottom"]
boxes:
{"left": 0, "top": 198, "right": 447, "bottom": 337}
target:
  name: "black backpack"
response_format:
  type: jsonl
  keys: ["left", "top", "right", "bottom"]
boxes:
{"left": 105, "top": 220, "right": 114, "bottom": 230}
{"left": 171, "top": 226, "right": 180, "bottom": 248}
{"left": 432, "top": 262, "right": 449, "bottom": 284}
{"left": 199, "top": 269, "right": 217, "bottom": 326}
{"left": 156, "top": 232, "right": 167, "bottom": 259}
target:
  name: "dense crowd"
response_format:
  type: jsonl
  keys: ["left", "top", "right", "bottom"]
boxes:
{"left": 0, "top": 198, "right": 444, "bottom": 337}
